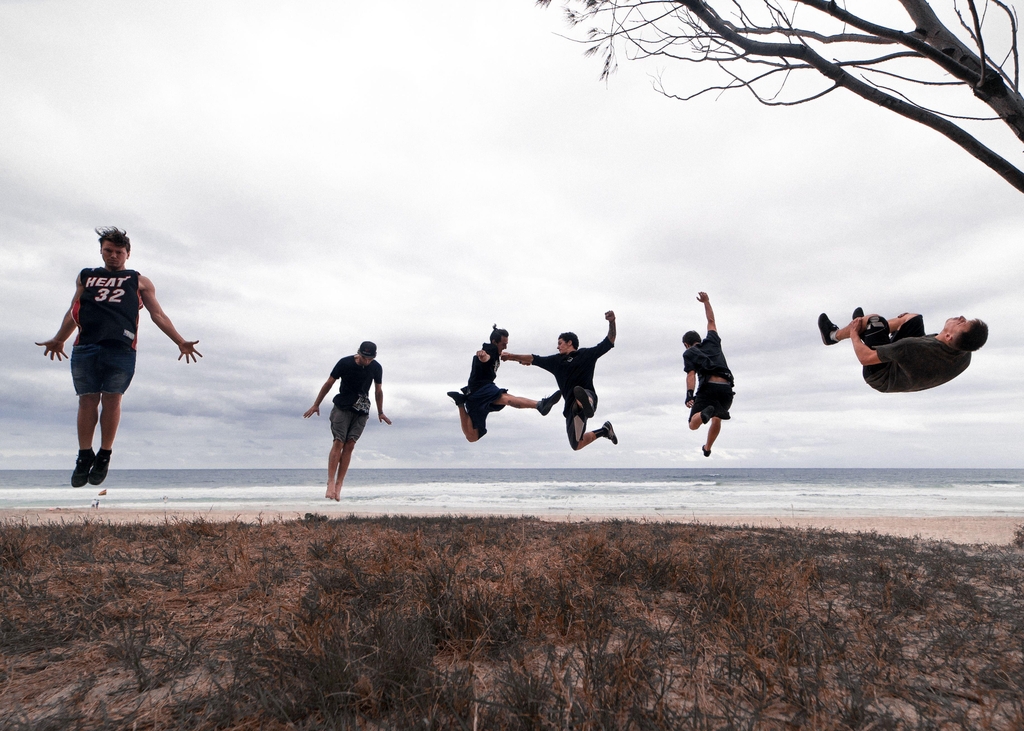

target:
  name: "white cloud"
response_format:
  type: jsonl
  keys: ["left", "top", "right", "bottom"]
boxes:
{"left": 2, "top": 0, "right": 1022, "bottom": 470}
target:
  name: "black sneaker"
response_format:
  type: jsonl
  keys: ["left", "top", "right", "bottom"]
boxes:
{"left": 702, "top": 445, "right": 712, "bottom": 457}
{"left": 536, "top": 391, "right": 561, "bottom": 416}
{"left": 818, "top": 313, "right": 838, "bottom": 346}
{"left": 852, "top": 307, "right": 864, "bottom": 319}
{"left": 88, "top": 450, "right": 111, "bottom": 486}
{"left": 573, "top": 386, "right": 596, "bottom": 419}
{"left": 447, "top": 391, "right": 467, "bottom": 407}
{"left": 700, "top": 406, "right": 715, "bottom": 424}
{"left": 602, "top": 421, "right": 617, "bottom": 445}
{"left": 71, "top": 449, "right": 95, "bottom": 488}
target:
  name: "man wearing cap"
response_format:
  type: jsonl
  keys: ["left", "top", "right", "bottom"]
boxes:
{"left": 304, "top": 341, "right": 391, "bottom": 500}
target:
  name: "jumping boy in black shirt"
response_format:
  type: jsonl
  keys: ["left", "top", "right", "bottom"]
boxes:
{"left": 447, "top": 325, "right": 560, "bottom": 442}
{"left": 502, "top": 311, "right": 618, "bottom": 451}
{"left": 683, "top": 293, "right": 735, "bottom": 457}
{"left": 304, "top": 341, "right": 391, "bottom": 500}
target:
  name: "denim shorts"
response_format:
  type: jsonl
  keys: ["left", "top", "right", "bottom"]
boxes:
{"left": 70, "top": 342, "right": 137, "bottom": 395}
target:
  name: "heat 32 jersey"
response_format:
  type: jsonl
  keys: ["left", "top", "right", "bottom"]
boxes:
{"left": 72, "top": 268, "right": 143, "bottom": 348}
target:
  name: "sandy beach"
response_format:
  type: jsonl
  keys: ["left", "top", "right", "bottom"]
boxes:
{"left": 3, "top": 506, "right": 1020, "bottom": 545}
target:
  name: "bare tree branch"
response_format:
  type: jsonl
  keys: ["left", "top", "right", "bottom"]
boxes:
{"left": 540, "top": 0, "right": 1024, "bottom": 193}
{"left": 965, "top": 0, "right": 987, "bottom": 86}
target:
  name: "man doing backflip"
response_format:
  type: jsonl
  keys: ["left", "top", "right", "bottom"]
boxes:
{"left": 447, "top": 325, "right": 561, "bottom": 442}
{"left": 36, "top": 227, "right": 201, "bottom": 487}
{"left": 683, "top": 292, "right": 735, "bottom": 457}
{"left": 818, "top": 308, "right": 987, "bottom": 392}
{"left": 502, "top": 311, "right": 618, "bottom": 451}
{"left": 304, "top": 341, "right": 391, "bottom": 500}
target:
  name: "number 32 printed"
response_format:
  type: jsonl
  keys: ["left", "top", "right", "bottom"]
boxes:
{"left": 94, "top": 288, "right": 125, "bottom": 303}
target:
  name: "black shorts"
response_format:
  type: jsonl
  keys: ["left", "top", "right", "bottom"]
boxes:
{"left": 465, "top": 383, "right": 507, "bottom": 438}
{"left": 862, "top": 315, "right": 925, "bottom": 379}
{"left": 565, "top": 388, "right": 597, "bottom": 450}
{"left": 689, "top": 382, "right": 734, "bottom": 421}
{"left": 566, "top": 412, "right": 588, "bottom": 450}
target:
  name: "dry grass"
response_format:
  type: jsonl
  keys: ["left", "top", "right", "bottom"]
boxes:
{"left": 2, "top": 515, "right": 1023, "bottom": 729}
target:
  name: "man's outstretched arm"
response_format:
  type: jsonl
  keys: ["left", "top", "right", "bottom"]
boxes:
{"left": 605, "top": 310, "right": 616, "bottom": 344}
{"left": 375, "top": 383, "right": 391, "bottom": 424}
{"left": 848, "top": 317, "right": 882, "bottom": 366}
{"left": 139, "top": 275, "right": 202, "bottom": 362}
{"left": 35, "top": 277, "right": 85, "bottom": 361}
{"left": 304, "top": 377, "right": 336, "bottom": 418}
{"left": 697, "top": 292, "right": 716, "bottom": 333}
{"left": 501, "top": 352, "right": 534, "bottom": 366}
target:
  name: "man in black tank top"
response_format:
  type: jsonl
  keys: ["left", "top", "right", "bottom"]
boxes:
{"left": 36, "top": 227, "right": 202, "bottom": 487}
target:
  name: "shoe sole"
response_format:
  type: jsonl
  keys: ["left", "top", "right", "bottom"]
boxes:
{"left": 573, "top": 386, "right": 596, "bottom": 419}
{"left": 852, "top": 307, "right": 864, "bottom": 319}
{"left": 537, "top": 391, "right": 560, "bottom": 416}
{"left": 817, "top": 313, "right": 838, "bottom": 346}
{"left": 603, "top": 421, "right": 617, "bottom": 445}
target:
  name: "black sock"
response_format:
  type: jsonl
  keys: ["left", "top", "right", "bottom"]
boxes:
{"left": 79, "top": 448, "right": 95, "bottom": 459}
{"left": 96, "top": 448, "right": 112, "bottom": 459}
{"left": 592, "top": 426, "right": 608, "bottom": 438}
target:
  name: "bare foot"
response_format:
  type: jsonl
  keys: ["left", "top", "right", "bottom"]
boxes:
{"left": 325, "top": 483, "right": 335, "bottom": 500}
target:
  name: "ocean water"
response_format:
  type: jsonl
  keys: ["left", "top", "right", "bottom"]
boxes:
{"left": 0, "top": 468, "right": 1022, "bottom": 517}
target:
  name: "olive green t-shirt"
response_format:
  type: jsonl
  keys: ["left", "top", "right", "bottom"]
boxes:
{"left": 865, "top": 336, "right": 971, "bottom": 393}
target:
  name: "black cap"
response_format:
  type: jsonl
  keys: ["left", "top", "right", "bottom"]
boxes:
{"left": 358, "top": 341, "right": 377, "bottom": 358}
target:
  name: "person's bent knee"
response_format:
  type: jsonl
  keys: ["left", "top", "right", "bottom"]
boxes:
{"left": 888, "top": 312, "right": 919, "bottom": 327}
{"left": 688, "top": 418, "right": 701, "bottom": 431}
{"left": 465, "top": 433, "right": 480, "bottom": 443}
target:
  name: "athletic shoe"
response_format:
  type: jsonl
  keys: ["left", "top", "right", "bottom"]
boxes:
{"left": 700, "top": 406, "right": 715, "bottom": 424}
{"left": 71, "top": 450, "right": 95, "bottom": 488}
{"left": 602, "top": 421, "right": 617, "bottom": 445}
{"left": 702, "top": 446, "right": 712, "bottom": 457}
{"left": 818, "top": 313, "right": 838, "bottom": 345}
{"left": 852, "top": 307, "right": 864, "bottom": 319}
{"left": 447, "top": 391, "right": 467, "bottom": 407}
{"left": 573, "top": 386, "right": 596, "bottom": 419}
{"left": 536, "top": 391, "right": 561, "bottom": 416}
{"left": 88, "top": 451, "right": 111, "bottom": 486}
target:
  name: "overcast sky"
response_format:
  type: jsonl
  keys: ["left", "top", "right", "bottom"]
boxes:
{"left": 2, "top": 0, "right": 1022, "bottom": 471}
